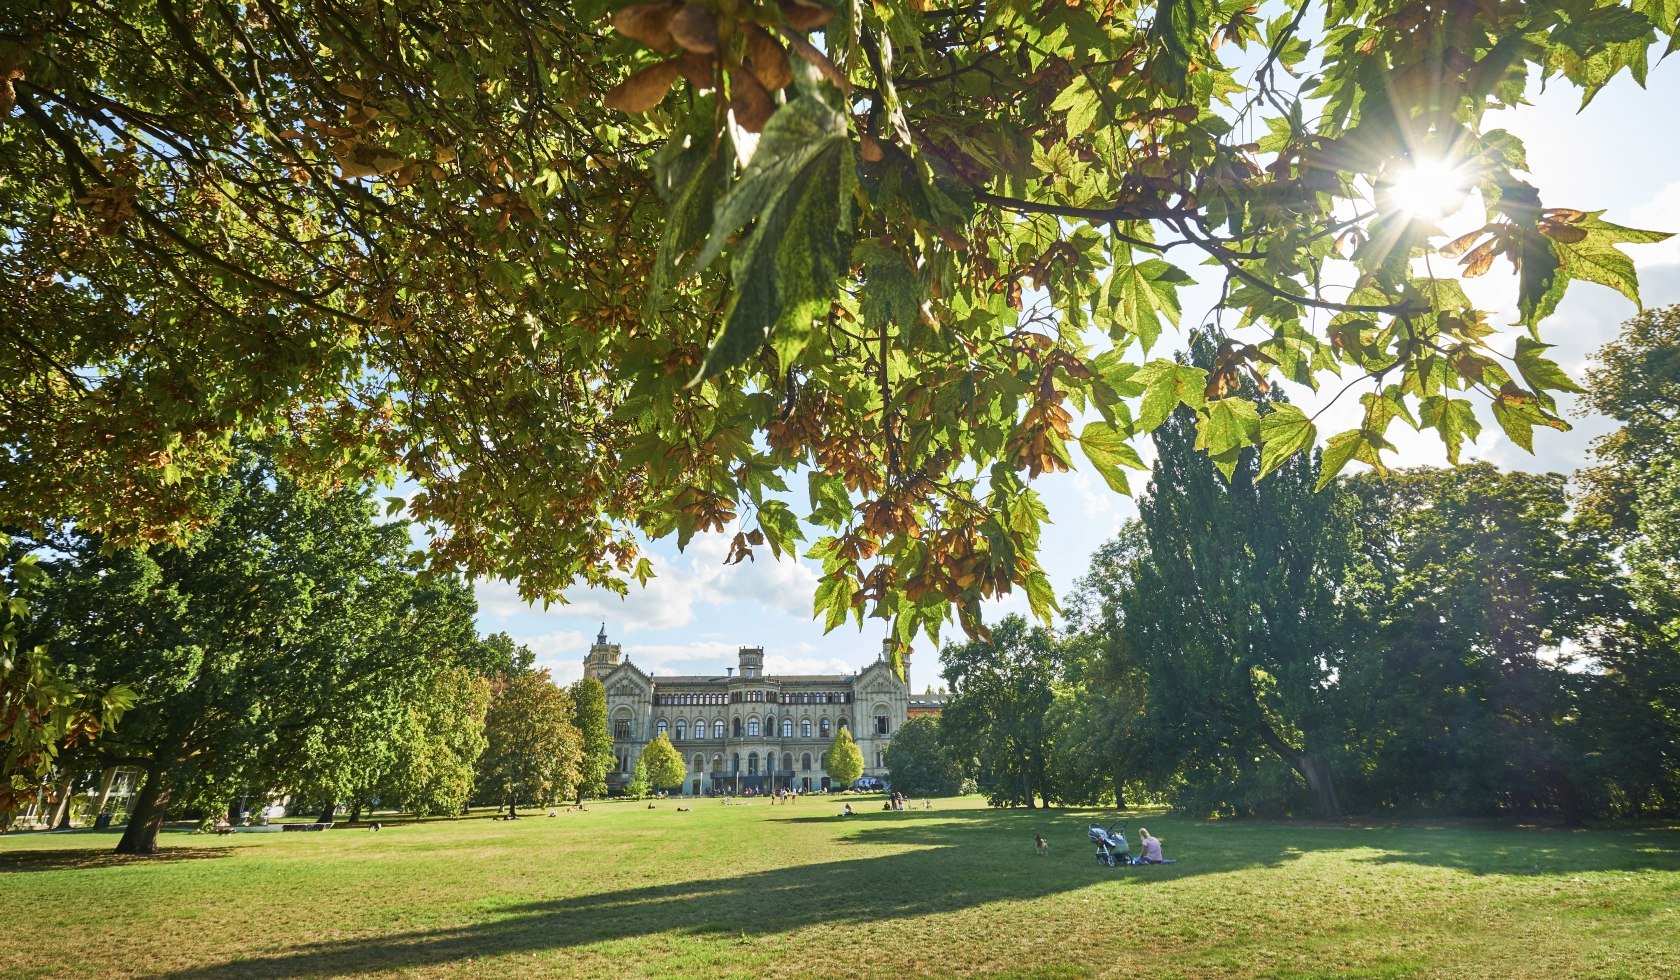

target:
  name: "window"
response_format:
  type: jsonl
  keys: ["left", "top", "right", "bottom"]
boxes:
{"left": 748, "top": 718, "right": 760, "bottom": 737}
{"left": 783, "top": 752, "right": 794, "bottom": 771}
{"left": 801, "top": 753, "right": 812, "bottom": 771}
{"left": 765, "top": 715, "right": 775, "bottom": 736}
{"left": 819, "top": 718, "right": 830, "bottom": 738}
{"left": 782, "top": 719, "right": 793, "bottom": 738}
{"left": 875, "top": 715, "right": 889, "bottom": 735}
{"left": 675, "top": 721, "right": 686, "bottom": 741}
{"left": 876, "top": 751, "right": 884, "bottom": 768}
{"left": 657, "top": 719, "right": 668, "bottom": 738}
{"left": 732, "top": 753, "right": 740, "bottom": 772}
{"left": 838, "top": 718, "right": 849, "bottom": 731}
{"left": 748, "top": 752, "right": 759, "bottom": 774}
{"left": 714, "top": 720, "right": 725, "bottom": 739}
{"left": 614, "top": 720, "right": 631, "bottom": 740}
{"left": 693, "top": 754, "right": 704, "bottom": 771}
{"left": 733, "top": 718, "right": 742, "bottom": 737}
{"left": 713, "top": 755, "right": 723, "bottom": 772}
{"left": 801, "top": 719, "right": 812, "bottom": 738}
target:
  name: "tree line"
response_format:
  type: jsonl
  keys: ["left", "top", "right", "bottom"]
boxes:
{"left": 912, "top": 313, "right": 1680, "bottom": 821}
{"left": 0, "top": 450, "right": 624, "bottom": 853}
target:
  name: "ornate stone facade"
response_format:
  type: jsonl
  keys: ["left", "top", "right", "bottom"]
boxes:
{"left": 584, "top": 627, "right": 910, "bottom": 795}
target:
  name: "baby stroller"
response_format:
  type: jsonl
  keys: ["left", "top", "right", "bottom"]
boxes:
{"left": 1087, "top": 823, "right": 1130, "bottom": 867}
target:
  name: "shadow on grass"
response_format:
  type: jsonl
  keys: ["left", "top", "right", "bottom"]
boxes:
{"left": 160, "top": 807, "right": 1289, "bottom": 977}
{"left": 0, "top": 845, "right": 234, "bottom": 873}
{"left": 1352, "top": 826, "right": 1680, "bottom": 876}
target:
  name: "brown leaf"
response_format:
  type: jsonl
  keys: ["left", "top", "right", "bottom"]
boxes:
{"left": 1539, "top": 221, "right": 1588, "bottom": 244}
{"left": 605, "top": 59, "right": 682, "bottom": 114}
{"left": 1438, "top": 228, "right": 1486, "bottom": 259}
{"left": 613, "top": 2, "right": 682, "bottom": 53}
{"left": 729, "top": 71, "right": 775, "bottom": 132}
{"left": 1459, "top": 238, "right": 1498, "bottom": 278}
{"left": 859, "top": 134, "right": 884, "bottom": 162}
{"left": 669, "top": 3, "right": 720, "bottom": 54}
{"left": 743, "top": 25, "right": 793, "bottom": 91}
{"left": 778, "top": 0, "right": 836, "bottom": 31}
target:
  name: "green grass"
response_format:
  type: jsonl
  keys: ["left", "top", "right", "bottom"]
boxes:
{"left": 3, "top": 795, "right": 1677, "bottom": 978}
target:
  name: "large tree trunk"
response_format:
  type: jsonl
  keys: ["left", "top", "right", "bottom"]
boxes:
{"left": 93, "top": 768, "right": 119, "bottom": 819}
{"left": 1110, "top": 769, "right": 1128, "bottom": 811}
{"left": 115, "top": 769, "right": 170, "bottom": 855}
{"left": 316, "top": 801, "right": 336, "bottom": 825}
{"left": 505, "top": 794, "right": 519, "bottom": 819}
{"left": 1247, "top": 689, "right": 1343, "bottom": 819}
{"left": 227, "top": 798, "right": 243, "bottom": 824}
{"left": 348, "top": 800, "right": 363, "bottom": 824}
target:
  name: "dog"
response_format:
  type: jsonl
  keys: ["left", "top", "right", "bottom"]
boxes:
{"left": 370, "top": 822, "right": 382, "bottom": 832}
{"left": 676, "top": 806, "right": 691, "bottom": 812}
{"left": 1034, "top": 833, "right": 1049, "bottom": 856}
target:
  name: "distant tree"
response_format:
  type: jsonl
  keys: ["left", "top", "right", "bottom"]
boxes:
{"left": 1578, "top": 305, "right": 1680, "bottom": 538}
{"left": 882, "top": 716, "right": 968, "bottom": 796}
{"left": 624, "top": 755, "right": 652, "bottom": 801}
{"left": 477, "top": 669, "right": 582, "bottom": 817}
{"left": 639, "top": 733, "right": 686, "bottom": 793}
{"left": 938, "top": 616, "right": 1060, "bottom": 808}
{"left": 822, "top": 727, "right": 864, "bottom": 789}
{"left": 374, "top": 667, "right": 492, "bottom": 817}
{"left": 569, "top": 677, "right": 613, "bottom": 803}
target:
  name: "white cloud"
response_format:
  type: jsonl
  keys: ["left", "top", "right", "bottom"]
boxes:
{"left": 1631, "top": 180, "right": 1680, "bottom": 270}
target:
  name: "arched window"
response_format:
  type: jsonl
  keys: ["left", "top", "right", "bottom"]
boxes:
{"left": 733, "top": 718, "right": 742, "bottom": 737}
{"left": 714, "top": 719, "right": 725, "bottom": 739}
{"left": 781, "top": 719, "right": 793, "bottom": 738}
{"left": 732, "top": 753, "right": 741, "bottom": 772}
{"left": 764, "top": 715, "right": 775, "bottom": 735}
{"left": 747, "top": 718, "right": 760, "bottom": 737}
{"left": 838, "top": 717, "right": 849, "bottom": 731}
{"left": 801, "top": 719, "right": 812, "bottom": 738}
{"left": 876, "top": 751, "right": 884, "bottom": 768}
{"left": 819, "top": 718, "right": 831, "bottom": 738}
{"left": 801, "top": 753, "right": 812, "bottom": 771}
{"left": 675, "top": 720, "right": 686, "bottom": 741}
{"left": 712, "top": 754, "right": 723, "bottom": 772}
{"left": 693, "top": 754, "right": 704, "bottom": 771}
{"left": 656, "top": 719, "right": 668, "bottom": 738}
{"left": 783, "top": 752, "right": 794, "bottom": 771}
{"left": 748, "top": 752, "right": 759, "bottom": 774}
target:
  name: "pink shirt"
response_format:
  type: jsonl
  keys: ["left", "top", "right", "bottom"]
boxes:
{"left": 1142, "top": 836, "right": 1163, "bottom": 861}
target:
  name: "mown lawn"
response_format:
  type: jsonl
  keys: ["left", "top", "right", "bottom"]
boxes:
{"left": 2, "top": 795, "right": 1677, "bottom": 978}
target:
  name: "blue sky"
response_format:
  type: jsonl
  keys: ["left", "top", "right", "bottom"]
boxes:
{"left": 477, "top": 55, "right": 1680, "bottom": 692}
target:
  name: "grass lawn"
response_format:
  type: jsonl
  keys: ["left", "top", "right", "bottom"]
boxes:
{"left": 2, "top": 795, "right": 1677, "bottom": 978}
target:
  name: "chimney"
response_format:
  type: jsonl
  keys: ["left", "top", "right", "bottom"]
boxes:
{"left": 726, "top": 667, "right": 734, "bottom": 677}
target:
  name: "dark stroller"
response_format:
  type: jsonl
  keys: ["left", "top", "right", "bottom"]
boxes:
{"left": 1087, "top": 822, "right": 1130, "bottom": 867}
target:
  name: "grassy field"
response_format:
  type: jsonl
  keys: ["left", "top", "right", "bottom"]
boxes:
{"left": 2, "top": 795, "right": 1677, "bottom": 978}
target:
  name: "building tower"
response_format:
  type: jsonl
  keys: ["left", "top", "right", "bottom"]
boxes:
{"left": 583, "top": 624, "right": 623, "bottom": 682}
{"left": 738, "top": 645, "right": 765, "bottom": 679}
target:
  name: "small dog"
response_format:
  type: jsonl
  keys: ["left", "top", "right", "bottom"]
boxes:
{"left": 1034, "top": 833, "right": 1049, "bottom": 856}
{"left": 369, "top": 822, "right": 382, "bottom": 832}
{"left": 676, "top": 806, "right": 691, "bottom": 812}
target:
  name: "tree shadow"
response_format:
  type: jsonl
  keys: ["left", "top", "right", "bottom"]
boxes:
{"left": 0, "top": 845, "right": 234, "bottom": 873}
{"left": 1353, "top": 826, "right": 1680, "bottom": 876}
{"left": 160, "top": 807, "right": 1294, "bottom": 977}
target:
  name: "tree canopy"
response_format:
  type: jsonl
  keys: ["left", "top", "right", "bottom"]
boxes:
{"left": 822, "top": 725, "right": 865, "bottom": 787}
{"left": 6, "top": 1, "right": 1676, "bottom": 654}
{"left": 477, "top": 668, "right": 584, "bottom": 815}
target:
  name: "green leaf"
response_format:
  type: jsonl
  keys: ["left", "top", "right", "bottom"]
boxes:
{"left": 1530, "top": 212, "right": 1672, "bottom": 324}
{"left": 1419, "top": 396, "right": 1481, "bottom": 465}
{"left": 1258, "top": 404, "right": 1317, "bottom": 480}
{"left": 646, "top": 106, "right": 735, "bottom": 318}
{"left": 1148, "top": 0, "right": 1206, "bottom": 96}
{"left": 692, "top": 94, "right": 856, "bottom": 380}
{"left": 1079, "top": 420, "right": 1146, "bottom": 495}
{"left": 1105, "top": 258, "right": 1192, "bottom": 351}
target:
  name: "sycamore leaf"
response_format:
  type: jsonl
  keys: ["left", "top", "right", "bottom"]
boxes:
{"left": 1148, "top": 0, "right": 1206, "bottom": 96}
{"left": 1316, "top": 428, "right": 1389, "bottom": 490}
{"left": 1136, "top": 360, "right": 1208, "bottom": 432}
{"left": 1079, "top": 420, "right": 1146, "bottom": 495}
{"left": 1106, "top": 258, "right": 1193, "bottom": 351}
{"left": 1419, "top": 395, "right": 1481, "bottom": 465}
{"left": 1528, "top": 212, "right": 1672, "bottom": 324}
{"left": 1258, "top": 403, "right": 1316, "bottom": 480}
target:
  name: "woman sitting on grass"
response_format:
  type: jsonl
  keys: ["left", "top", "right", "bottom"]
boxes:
{"left": 1138, "top": 829, "right": 1175, "bottom": 864}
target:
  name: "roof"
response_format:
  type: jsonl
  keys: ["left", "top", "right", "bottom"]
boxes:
{"left": 651, "top": 673, "right": 854, "bottom": 686}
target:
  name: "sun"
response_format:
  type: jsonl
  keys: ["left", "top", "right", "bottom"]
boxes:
{"left": 1382, "top": 158, "right": 1471, "bottom": 221}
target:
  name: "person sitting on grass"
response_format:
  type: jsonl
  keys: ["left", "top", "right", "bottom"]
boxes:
{"left": 842, "top": 803, "right": 854, "bottom": 816}
{"left": 1139, "top": 828, "right": 1176, "bottom": 864}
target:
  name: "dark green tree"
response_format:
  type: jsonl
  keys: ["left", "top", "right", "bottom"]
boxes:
{"left": 881, "top": 715, "right": 969, "bottom": 796}
{"left": 938, "top": 615, "right": 1060, "bottom": 808}
{"left": 569, "top": 676, "right": 614, "bottom": 804}
{"left": 21, "top": 454, "right": 478, "bottom": 853}
{"left": 1122, "top": 337, "right": 1354, "bottom": 818}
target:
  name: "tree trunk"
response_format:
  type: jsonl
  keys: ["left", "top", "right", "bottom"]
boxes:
{"left": 49, "top": 770, "right": 77, "bottom": 829}
{"left": 227, "top": 798, "right": 243, "bottom": 824}
{"left": 1110, "top": 769, "right": 1128, "bottom": 811}
{"left": 93, "top": 767, "right": 118, "bottom": 818}
{"left": 1296, "top": 751, "right": 1342, "bottom": 819}
{"left": 115, "top": 769, "right": 170, "bottom": 855}
{"left": 348, "top": 800, "right": 363, "bottom": 824}
{"left": 317, "top": 801, "right": 336, "bottom": 824}
{"left": 505, "top": 794, "right": 519, "bottom": 819}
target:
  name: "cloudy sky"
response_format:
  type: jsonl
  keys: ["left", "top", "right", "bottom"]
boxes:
{"left": 478, "top": 53, "right": 1680, "bottom": 691}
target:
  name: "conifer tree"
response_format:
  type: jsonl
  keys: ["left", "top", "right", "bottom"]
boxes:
{"left": 822, "top": 727, "right": 864, "bottom": 788}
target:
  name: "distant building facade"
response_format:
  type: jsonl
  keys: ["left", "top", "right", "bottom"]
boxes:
{"left": 583, "top": 627, "right": 910, "bottom": 795}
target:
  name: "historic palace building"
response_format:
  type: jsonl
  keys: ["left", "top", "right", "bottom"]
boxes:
{"left": 584, "top": 627, "right": 911, "bottom": 795}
